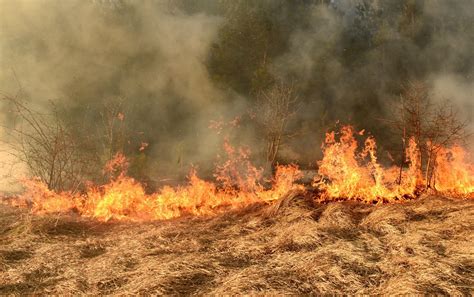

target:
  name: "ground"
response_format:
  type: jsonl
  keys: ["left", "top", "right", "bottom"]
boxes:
{"left": 0, "top": 193, "right": 473, "bottom": 295}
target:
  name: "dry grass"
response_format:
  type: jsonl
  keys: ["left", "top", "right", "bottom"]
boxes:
{"left": 1, "top": 192, "right": 473, "bottom": 295}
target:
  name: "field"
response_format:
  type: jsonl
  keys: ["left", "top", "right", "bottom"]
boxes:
{"left": 1, "top": 192, "right": 473, "bottom": 295}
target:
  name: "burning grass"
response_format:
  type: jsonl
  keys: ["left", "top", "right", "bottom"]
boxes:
{"left": 0, "top": 125, "right": 472, "bottom": 294}
{"left": 4, "top": 125, "right": 473, "bottom": 222}
{"left": 0, "top": 192, "right": 473, "bottom": 294}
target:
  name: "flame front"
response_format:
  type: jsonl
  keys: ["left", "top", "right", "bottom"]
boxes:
{"left": 315, "top": 126, "right": 424, "bottom": 202}
{"left": 16, "top": 154, "right": 303, "bottom": 222}
{"left": 9, "top": 125, "right": 474, "bottom": 221}
{"left": 434, "top": 145, "right": 474, "bottom": 196}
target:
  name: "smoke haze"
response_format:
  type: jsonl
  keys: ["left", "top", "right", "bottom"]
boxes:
{"left": 0, "top": 0, "right": 472, "bottom": 190}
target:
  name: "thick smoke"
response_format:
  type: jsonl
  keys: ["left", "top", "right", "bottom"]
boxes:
{"left": 0, "top": 0, "right": 473, "bottom": 191}
{"left": 0, "top": 0, "right": 242, "bottom": 188}
{"left": 424, "top": 0, "right": 474, "bottom": 141}
{"left": 273, "top": 0, "right": 473, "bottom": 158}
{"left": 430, "top": 74, "right": 474, "bottom": 145}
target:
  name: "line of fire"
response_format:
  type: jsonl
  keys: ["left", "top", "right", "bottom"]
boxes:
{"left": 0, "top": 1, "right": 472, "bottom": 295}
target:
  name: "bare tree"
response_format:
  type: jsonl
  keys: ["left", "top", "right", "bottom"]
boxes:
{"left": 392, "top": 80, "right": 468, "bottom": 188}
{"left": 254, "top": 81, "right": 299, "bottom": 171}
{"left": 423, "top": 101, "right": 467, "bottom": 187}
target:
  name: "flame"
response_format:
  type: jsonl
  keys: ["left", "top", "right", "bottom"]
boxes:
{"left": 315, "top": 126, "right": 425, "bottom": 202}
{"left": 434, "top": 145, "right": 474, "bottom": 197}
{"left": 12, "top": 144, "right": 303, "bottom": 221}
{"left": 315, "top": 126, "right": 472, "bottom": 202}
{"left": 5, "top": 125, "right": 473, "bottom": 221}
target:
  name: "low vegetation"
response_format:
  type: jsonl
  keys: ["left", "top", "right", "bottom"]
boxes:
{"left": 1, "top": 193, "right": 472, "bottom": 295}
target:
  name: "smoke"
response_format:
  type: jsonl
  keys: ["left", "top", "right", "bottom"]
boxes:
{"left": 0, "top": 0, "right": 242, "bottom": 186}
{"left": 0, "top": 0, "right": 473, "bottom": 191}
{"left": 272, "top": 0, "right": 473, "bottom": 157}
{"left": 423, "top": 0, "right": 474, "bottom": 138}
{"left": 1, "top": 1, "right": 221, "bottom": 100}
{"left": 430, "top": 74, "right": 474, "bottom": 138}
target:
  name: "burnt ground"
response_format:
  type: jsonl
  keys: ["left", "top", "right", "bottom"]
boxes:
{"left": 0, "top": 193, "right": 473, "bottom": 295}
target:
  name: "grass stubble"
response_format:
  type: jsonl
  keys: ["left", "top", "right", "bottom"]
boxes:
{"left": 0, "top": 192, "right": 473, "bottom": 295}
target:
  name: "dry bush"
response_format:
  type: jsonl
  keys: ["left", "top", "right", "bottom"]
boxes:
{"left": 1, "top": 93, "right": 94, "bottom": 192}
{"left": 0, "top": 92, "right": 143, "bottom": 191}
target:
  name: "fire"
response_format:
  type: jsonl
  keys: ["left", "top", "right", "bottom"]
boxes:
{"left": 10, "top": 147, "right": 303, "bottom": 221}
{"left": 434, "top": 145, "right": 474, "bottom": 197}
{"left": 4, "top": 125, "right": 473, "bottom": 221}
{"left": 315, "top": 126, "right": 472, "bottom": 202}
{"left": 18, "top": 178, "right": 78, "bottom": 214}
{"left": 315, "top": 126, "right": 423, "bottom": 202}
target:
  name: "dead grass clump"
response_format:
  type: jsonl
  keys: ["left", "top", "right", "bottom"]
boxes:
{"left": 263, "top": 190, "right": 312, "bottom": 218}
{"left": 79, "top": 242, "right": 106, "bottom": 259}
{"left": 0, "top": 282, "right": 37, "bottom": 295}
{"left": 29, "top": 217, "right": 112, "bottom": 238}
{"left": 0, "top": 250, "right": 32, "bottom": 263}
{"left": 113, "top": 253, "right": 139, "bottom": 271}
{"left": 96, "top": 277, "right": 129, "bottom": 294}
{"left": 0, "top": 265, "right": 63, "bottom": 295}
{"left": 161, "top": 271, "right": 215, "bottom": 295}
{"left": 317, "top": 203, "right": 357, "bottom": 228}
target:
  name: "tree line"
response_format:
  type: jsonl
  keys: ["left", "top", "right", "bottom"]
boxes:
{"left": 1, "top": 0, "right": 472, "bottom": 191}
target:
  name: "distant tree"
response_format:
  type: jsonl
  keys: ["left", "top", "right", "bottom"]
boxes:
{"left": 398, "top": 0, "right": 424, "bottom": 40}
{"left": 353, "top": 0, "right": 381, "bottom": 48}
{"left": 99, "top": 98, "right": 127, "bottom": 162}
{"left": 207, "top": 2, "right": 287, "bottom": 95}
{"left": 254, "top": 81, "right": 300, "bottom": 171}
{"left": 97, "top": 97, "right": 152, "bottom": 185}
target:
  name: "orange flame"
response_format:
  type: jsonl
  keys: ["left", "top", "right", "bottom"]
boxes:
{"left": 6, "top": 125, "right": 473, "bottom": 221}
{"left": 434, "top": 145, "right": 474, "bottom": 197}
{"left": 315, "top": 126, "right": 425, "bottom": 202}
{"left": 315, "top": 126, "right": 472, "bottom": 202}
{"left": 12, "top": 143, "right": 303, "bottom": 221}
